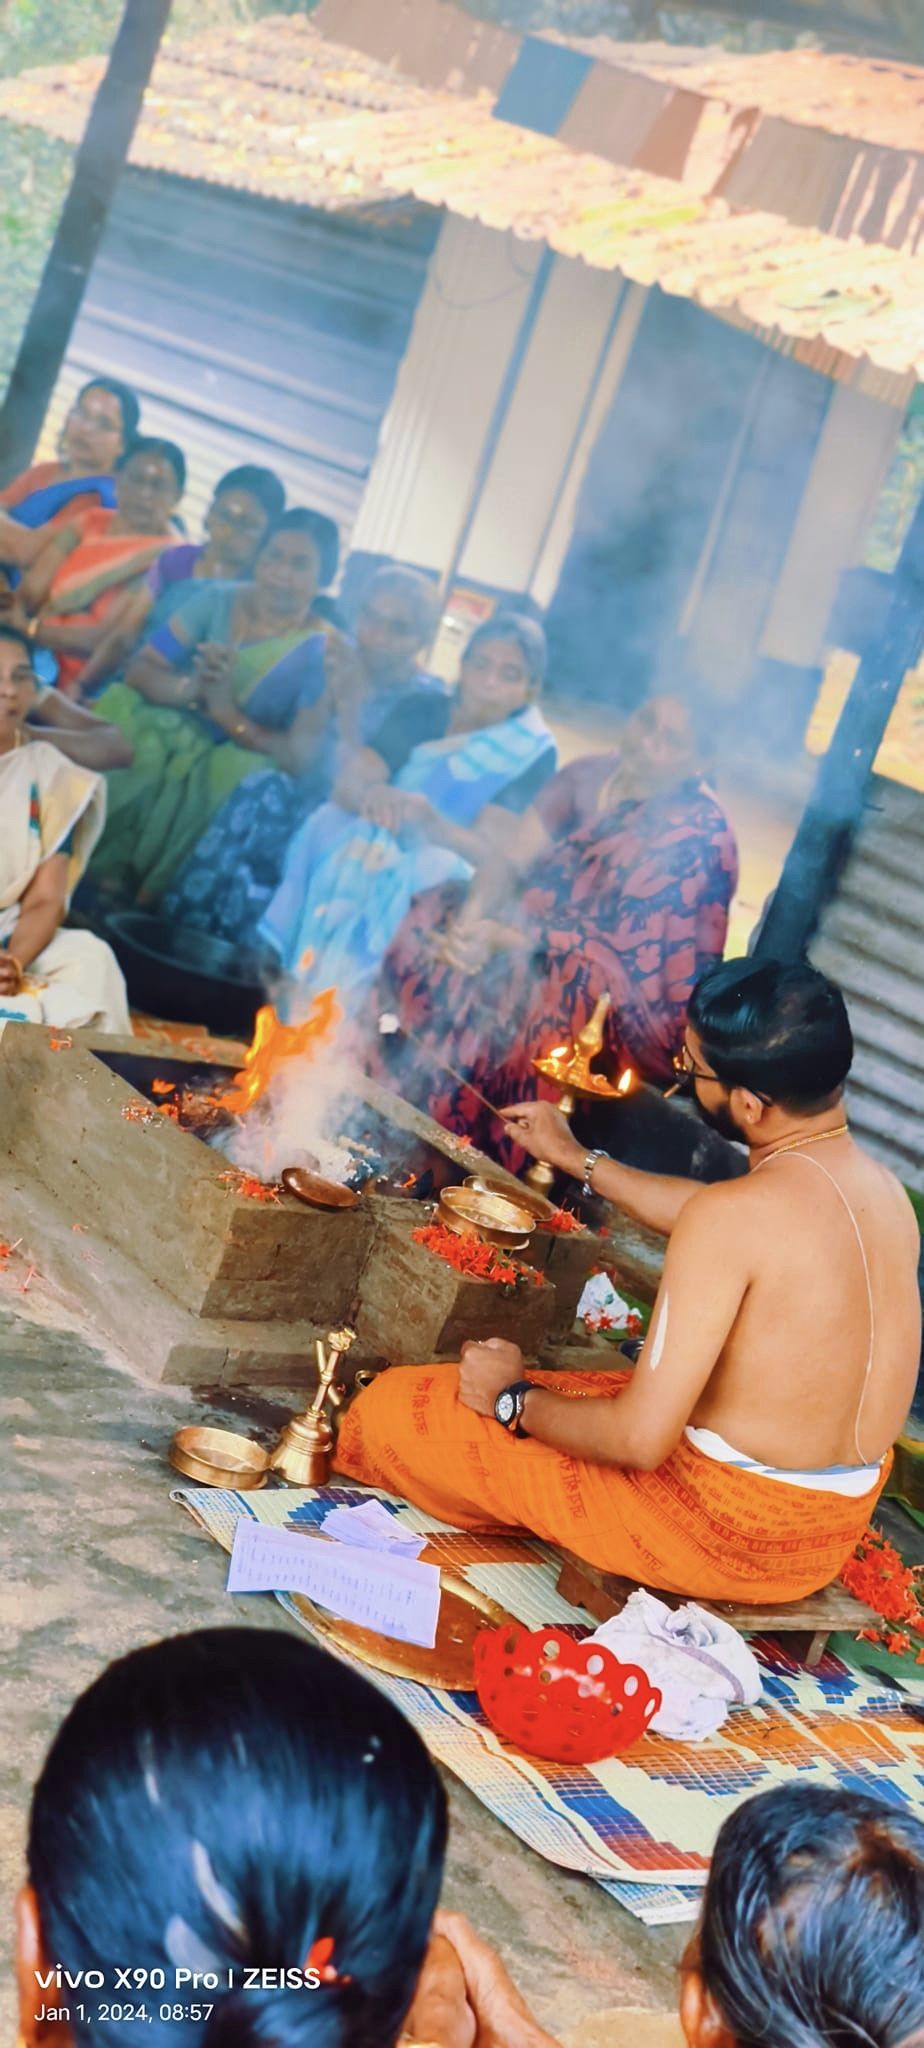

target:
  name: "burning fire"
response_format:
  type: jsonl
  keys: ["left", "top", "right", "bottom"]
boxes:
{"left": 216, "top": 993, "right": 341, "bottom": 1117}
{"left": 617, "top": 1068, "right": 634, "bottom": 1096}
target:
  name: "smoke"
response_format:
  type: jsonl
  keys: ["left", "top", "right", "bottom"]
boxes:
{"left": 218, "top": 1040, "right": 359, "bottom": 1185}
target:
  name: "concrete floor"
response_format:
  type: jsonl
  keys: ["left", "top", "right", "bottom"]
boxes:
{"left": 0, "top": 1300, "right": 683, "bottom": 2044}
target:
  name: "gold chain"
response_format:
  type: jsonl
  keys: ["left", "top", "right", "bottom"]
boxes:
{"left": 757, "top": 1121, "right": 849, "bottom": 1164}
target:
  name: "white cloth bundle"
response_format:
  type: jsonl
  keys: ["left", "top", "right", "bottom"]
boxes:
{"left": 590, "top": 1588, "right": 762, "bottom": 1740}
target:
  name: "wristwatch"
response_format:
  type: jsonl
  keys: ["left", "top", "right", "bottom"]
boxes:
{"left": 581, "top": 1148, "right": 607, "bottom": 1198}
{"left": 494, "top": 1380, "right": 534, "bottom": 1438}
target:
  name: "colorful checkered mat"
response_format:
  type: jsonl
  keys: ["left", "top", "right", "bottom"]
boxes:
{"left": 174, "top": 1481, "right": 924, "bottom": 1928}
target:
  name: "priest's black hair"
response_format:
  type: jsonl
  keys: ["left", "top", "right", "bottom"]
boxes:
{"left": 688, "top": 956, "right": 853, "bottom": 1112}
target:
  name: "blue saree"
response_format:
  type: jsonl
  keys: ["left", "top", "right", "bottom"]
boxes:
{"left": 260, "top": 704, "right": 556, "bottom": 1007}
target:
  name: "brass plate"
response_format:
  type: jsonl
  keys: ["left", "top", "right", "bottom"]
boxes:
{"left": 291, "top": 1568, "right": 514, "bottom": 1690}
{"left": 282, "top": 1166, "right": 360, "bottom": 1211}
{"left": 168, "top": 1425, "right": 269, "bottom": 1489}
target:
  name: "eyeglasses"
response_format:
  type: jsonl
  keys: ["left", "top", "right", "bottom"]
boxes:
{"left": 671, "top": 1044, "right": 772, "bottom": 1105}
{"left": 671, "top": 1045, "right": 716, "bottom": 1086}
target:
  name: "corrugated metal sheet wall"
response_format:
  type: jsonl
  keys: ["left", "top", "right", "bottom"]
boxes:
{"left": 812, "top": 775, "right": 924, "bottom": 1195}
{"left": 38, "top": 169, "right": 438, "bottom": 554}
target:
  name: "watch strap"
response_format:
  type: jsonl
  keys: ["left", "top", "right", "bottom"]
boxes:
{"left": 495, "top": 1378, "right": 535, "bottom": 1438}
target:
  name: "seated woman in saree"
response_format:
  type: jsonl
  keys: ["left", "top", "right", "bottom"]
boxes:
{"left": 82, "top": 509, "right": 344, "bottom": 909}
{"left": 260, "top": 612, "right": 557, "bottom": 1010}
{"left": 0, "top": 376, "right": 140, "bottom": 577}
{"left": 76, "top": 462, "right": 288, "bottom": 695}
{"left": 161, "top": 564, "right": 448, "bottom": 948}
{"left": 371, "top": 695, "right": 738, "bottom": 1161}
{"left": 16, "top": 437, "right": 186, "bottom": 698}
{"left": 0, "top": 627, "right": 130, "bottom": 1033}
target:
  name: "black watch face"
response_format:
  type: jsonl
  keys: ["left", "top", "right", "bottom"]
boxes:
{"left": 495, "top": 1389, "right": 516, "bottom": 1425}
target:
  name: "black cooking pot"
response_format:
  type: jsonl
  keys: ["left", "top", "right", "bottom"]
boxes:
{"left": 106, "top": 911, "right": 266, "bottom": 1038}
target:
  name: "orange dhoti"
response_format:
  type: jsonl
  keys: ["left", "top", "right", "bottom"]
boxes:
{"left": 334, "top": 1366, "right": 888, "bottom": 1604}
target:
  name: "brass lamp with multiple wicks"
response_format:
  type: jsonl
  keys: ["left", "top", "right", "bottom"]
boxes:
{"left": 525, "top": 992, "right": 633, "bottom": 1193}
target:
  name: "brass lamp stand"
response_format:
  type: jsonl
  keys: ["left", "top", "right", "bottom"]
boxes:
{"left": 525, "top": 993, "right": 629, "bottom": 1193}
{"left": 271, "top": 1326, "right": 356, "bottom": 1487}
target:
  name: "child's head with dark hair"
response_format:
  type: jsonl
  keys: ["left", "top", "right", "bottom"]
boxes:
{"left": 682, "top": 1783, "right": 924, "bottom": 2048}
{"left": 21, "top": 1629, "right": 447, "bottom": 2048}
{"left": 686, "top": 956, "right": 853, "bottom": 1119}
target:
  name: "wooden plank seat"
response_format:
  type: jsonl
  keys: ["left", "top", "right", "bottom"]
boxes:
{"left": 554, "top": 1548, "right": 879, "bottom": 1670}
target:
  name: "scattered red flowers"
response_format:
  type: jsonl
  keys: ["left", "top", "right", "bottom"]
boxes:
{"left": 544, "top": 1208, "right": 585, "bottom": 1235}
{"left": 842, "top": 1525, "right": 924, "bottom": 1659}
{"left": 48, "top": 1033, "right": 73, "bottom": 1052}
{"left": 151, "top": 1077, "right": 176, "bottom": 1096}
{"left": 412, "top": 1220, "right": 544, "bottom": 1291}
{"left": 217, "top": 1168, "right": 282, "bottom": 1205}
{"left": 0, "top": 1237, "right": 40, "bottom": 1294}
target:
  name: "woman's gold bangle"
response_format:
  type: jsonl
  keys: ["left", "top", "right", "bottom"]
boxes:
{"left": 3, "top": 952, "right": 24, "bottom": 989}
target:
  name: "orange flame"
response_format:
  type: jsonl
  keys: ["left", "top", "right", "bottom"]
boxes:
{"left": 617, "top": 1067, "right": 634, "bottom": 1096}
{"left": 216, "top": 993, "right": 341, "bottom": 1117}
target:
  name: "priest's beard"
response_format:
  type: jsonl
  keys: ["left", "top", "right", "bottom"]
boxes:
{"left": 695, "top": 1094, "right": 745, "bottom": 1143}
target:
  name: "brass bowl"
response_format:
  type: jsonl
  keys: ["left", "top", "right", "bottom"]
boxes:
{"left": 464, "top": 1173, "right": 554, "bottom": 1222}
{"left": 438, "top": 1184, "right": 534, "bottom": 1249}
{"left": 168, "top": 1424, "right": 269, "bottom": 1489}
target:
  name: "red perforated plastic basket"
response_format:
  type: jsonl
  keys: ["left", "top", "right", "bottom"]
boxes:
{"left": 474, "top": 1622, "right": 661, "bottom": 1764}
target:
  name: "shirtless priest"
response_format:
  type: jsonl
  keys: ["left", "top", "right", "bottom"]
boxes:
{"left": 337, "top": 959, "right": 921, "bottom": 1603}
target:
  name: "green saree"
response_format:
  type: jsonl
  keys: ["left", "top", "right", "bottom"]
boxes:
{"left": 87, "top": 581, "right": 329, "bottom": 903}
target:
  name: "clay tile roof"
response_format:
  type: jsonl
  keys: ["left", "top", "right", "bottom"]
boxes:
{"left": 0, "top": 14, "right": 922, "bottom": 379}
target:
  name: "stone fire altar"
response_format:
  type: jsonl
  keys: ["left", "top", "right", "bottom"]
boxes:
{"left": 0, "top": 1023, "right": 662, "bottom": 1389}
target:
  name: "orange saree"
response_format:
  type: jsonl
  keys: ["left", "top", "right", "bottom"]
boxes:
{"left": 334, "top": 1366, "right": 889, "bottom": 1604}
{"left": 40, "top": 507, "right": 168, "bottom": 696}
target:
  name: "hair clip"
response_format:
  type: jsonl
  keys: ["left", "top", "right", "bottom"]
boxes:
{"left": 305, "top": 1935, "right": 350, "bottom": 1986}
